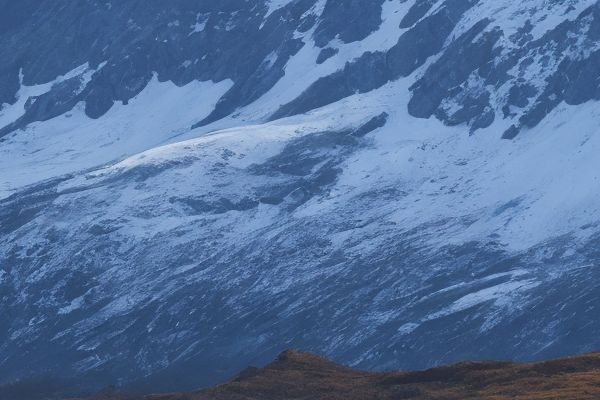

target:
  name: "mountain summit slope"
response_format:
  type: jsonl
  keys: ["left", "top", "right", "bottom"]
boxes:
{"left": 2, "top": 0, "right": 600, "bottom": 398}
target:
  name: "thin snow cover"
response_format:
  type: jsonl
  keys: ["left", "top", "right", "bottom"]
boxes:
{"left": 426, "top": 279, "right": 541, "bottom": 321}
{"left": 51, "top": 69, "right": 600, "bottom": 266}
{"left": 58, "top": 296, "right": 85, "bottom": 315}
{"left": 289, "top": 77, "right": 600, "bottom": 253}
{"left": 455, "top": 0, "right": 597, "bottom": 40}
{"left": 0, "top": 63, "right": 97, "bottom": 129}
{"left": 75, "top": 105, "right": 376, "bottom": 183}
{"left": 54, "top": 69, "right": 600, "bottom": 258}
{"left": 0, "top": 73, "right": 232, "bottom": 198}
{"left": 189, "top": 13, "right": 209, "bottom": 34}
{"left": 391, "top": 274, "right": 542, "bottom": 334}
{"left": 228, "top": 0, "right": 413, "bottom": 125}
{"left": 4, "top": 0, "right": 600, "bottom": 384}
{"left": 264, "top": 0, "right": 295, "bottom": 18}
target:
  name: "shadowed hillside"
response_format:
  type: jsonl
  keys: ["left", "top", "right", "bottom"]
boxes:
{"left": 75, "top": 349, "right": 600, "bottom": 400}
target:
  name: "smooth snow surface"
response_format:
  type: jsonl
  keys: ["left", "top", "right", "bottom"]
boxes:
{"left": 0, "top": 74, "right": 232, "bottom": 198}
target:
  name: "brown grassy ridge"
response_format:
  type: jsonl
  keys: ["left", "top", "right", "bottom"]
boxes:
{"left": 77, "top": 349, "right": 600, "bottom": 400}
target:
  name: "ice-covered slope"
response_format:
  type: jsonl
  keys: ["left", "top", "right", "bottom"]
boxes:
{"left": 2, "top": 0, "right": 600, "bottom": 397}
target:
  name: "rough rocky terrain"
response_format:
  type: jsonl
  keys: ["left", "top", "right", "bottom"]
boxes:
{"left": 71, "top": 350, "right": 600, "bottom": 400}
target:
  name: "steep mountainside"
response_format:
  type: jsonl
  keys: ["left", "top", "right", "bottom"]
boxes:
{"left": 2, "top": 0, "right": 600, "bottom": 398}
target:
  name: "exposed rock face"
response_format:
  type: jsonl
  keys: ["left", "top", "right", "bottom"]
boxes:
{"left": 2, "top": 1, "right": 600, "bottom": 399}
{"left": 2, "top": 1, "right": 600, "bottom": 138}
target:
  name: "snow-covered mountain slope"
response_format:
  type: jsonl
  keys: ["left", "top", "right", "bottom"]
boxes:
{"left": 2, "top": 0, "right": 600, "bottom": 397}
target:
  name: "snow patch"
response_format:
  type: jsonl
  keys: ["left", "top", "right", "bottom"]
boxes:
{"left": 265, "top": 0, "right": 295, "bottom": 18}
{"left": 0, "top": 75, "right": 232, "bottom": 198}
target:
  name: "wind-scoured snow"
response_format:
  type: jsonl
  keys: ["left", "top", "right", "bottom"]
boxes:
{"left": 265, "top": 0, "right": 296, "bottom": 17}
